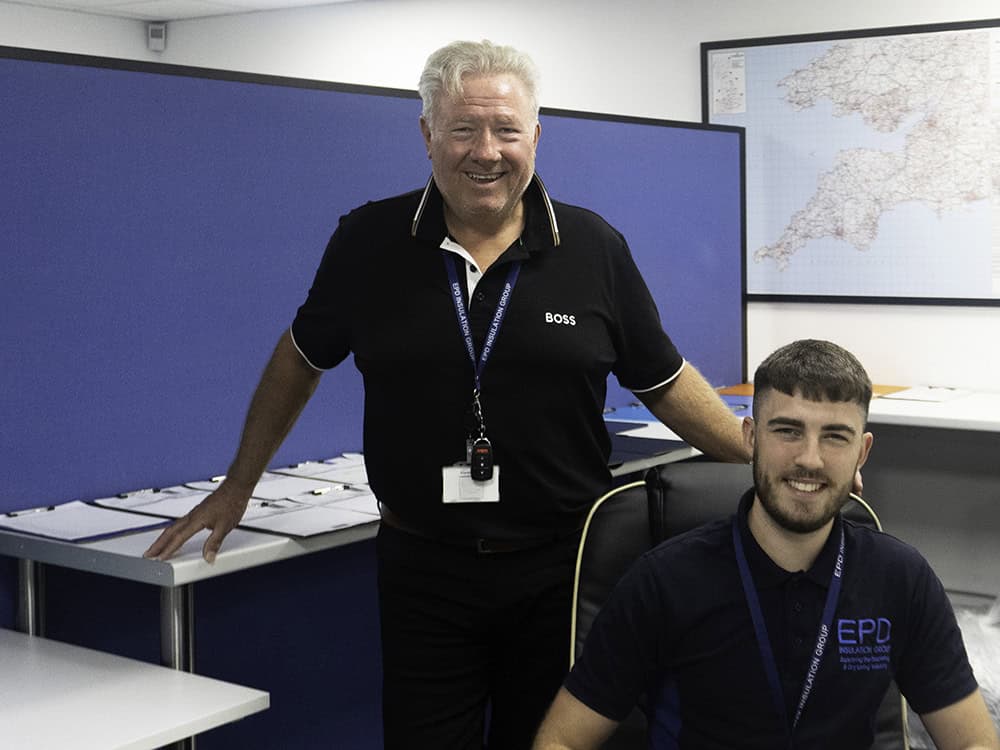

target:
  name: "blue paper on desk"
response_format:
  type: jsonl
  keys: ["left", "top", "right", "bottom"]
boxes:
{"left": 722, "top": 394, "right": 753, "bottom": 413}
{"left": 606, "top": 423, "right": 686, "bottom": 467}
{"left": 603, "top": 397, "right": 749, "bottom": 468}
{"left": 604, "top": 404, "right": 658, "bottom": 423}
{"left": 605, "top": 396, "right": 751, "bottom": 426}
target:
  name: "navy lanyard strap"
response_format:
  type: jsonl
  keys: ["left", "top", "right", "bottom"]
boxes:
{"left": 732, "top": 514, "right": 845, "bottom": 738}
{"left": 442, "top": 252, "right": 522, "bottom": 394}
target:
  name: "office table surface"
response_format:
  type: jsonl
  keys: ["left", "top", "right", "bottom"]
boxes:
{"left": 866, "top": 390, "right": 1000, "bottom": 432}
{"left": 1, "top": 420, "right": 688, "bottom": 581}
{"left": 0, "top": 628, "right": 269, "bottom": 750}
{"left": 719, "top": 385, "right": 1000, "bottom": 433}
{"left": 0, "top": 519, "right": 379, "bottom": 587}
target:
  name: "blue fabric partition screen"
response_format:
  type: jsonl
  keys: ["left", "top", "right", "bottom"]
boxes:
{"left": 0, "top": 47, "right": 745, "bottom": 511}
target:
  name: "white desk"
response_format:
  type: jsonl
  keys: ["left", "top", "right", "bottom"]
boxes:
{"left": 868, "top": 390, "right": 1000, "bottom": 432}
{"left": 0, "top": 521, "right": 379, "bottom": 589}
{"left": 717, "top": 384, "right": 1000, "bottom": 433}
{"left": 0, "top": 520, "right": 378, "bottom": 653}
{"left": 0, "top": 628, "right": 269, "bottom": 750}
{"left": 0, "top": 520, "right": 377, "bottom": 749}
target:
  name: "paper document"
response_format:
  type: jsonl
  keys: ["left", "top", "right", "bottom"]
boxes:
{"left": 604, "top": 404, "right": 657, "bottom": 423}
{"left": 240, "top": 498, "right": 304, "bottom": 522}
{"left": 0, "top": 500, "right": 169, "bottom": 542}
{"left": 616, "top": 423, "right": 684, "bottom": 441}
{"left": 324, "top": 491, "right": 379, "bottom": 516}
{"left": 236, "top": 501, "right": 377, "bottom": 537}
{"left": 275, "top": 455, "right": 369, "bottom": 486}
{"left": 183, "top": 472, "right": 355, "bottom": 499}
{"left": 92, "top": 486, "right": 208, "bottom": 516}
{"left": 55, "top": 449, "right": 377, "bottom": 541}
{"left": 185, "top": 477, "right": 226, "bottom": 492}
{"left": 249, "top": 473, "right": 350, "bottom": 500}
{"left": 879, "top": 386, "right": 972, "bottom": 403}
{"left": 273, "top": 484, "right": 379, "bottom": 515}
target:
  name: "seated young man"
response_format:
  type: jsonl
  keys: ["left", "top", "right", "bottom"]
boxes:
{"left": 534, "top": 339, "right": 999, "bottom": 750}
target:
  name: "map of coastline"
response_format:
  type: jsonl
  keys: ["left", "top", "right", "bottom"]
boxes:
{"left": 709, "top": 28, "right": 1000, "bottom": 298}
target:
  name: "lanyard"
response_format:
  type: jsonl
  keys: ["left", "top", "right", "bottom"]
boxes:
{"left": 731, "top": 515, "right": 845, "bottom": 742}
{"left": 442, "top": 252, "right": 521, "bottom": 400}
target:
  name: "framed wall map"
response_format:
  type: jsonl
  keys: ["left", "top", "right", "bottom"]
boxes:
{"left": 702, "top": 18, "right": 1000, "bottom": 305}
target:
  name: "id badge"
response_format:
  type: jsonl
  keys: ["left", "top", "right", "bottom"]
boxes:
{"left": 442, "top": 464, "right": 500, "bottom": 503}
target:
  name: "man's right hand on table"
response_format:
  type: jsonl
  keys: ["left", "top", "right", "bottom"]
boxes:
{"left": 143, "top": 481, "right": 252, "bottom": 563}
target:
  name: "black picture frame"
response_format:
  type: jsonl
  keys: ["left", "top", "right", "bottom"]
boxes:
{"left": 701, "top": 18, "right": 1000, "bottom": 306}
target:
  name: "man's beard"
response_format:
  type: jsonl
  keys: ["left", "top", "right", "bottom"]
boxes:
{"left": 752, "top": 451, "right": 851, "bottom": 534}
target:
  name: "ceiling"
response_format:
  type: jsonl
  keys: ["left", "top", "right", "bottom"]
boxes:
{"left": 9, "top": 0, "right": 355, "bottom": 21}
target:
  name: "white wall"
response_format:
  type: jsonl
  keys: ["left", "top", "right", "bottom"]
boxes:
{"left": 0, "top": 3, "right": 145, "bottom": 57}
{"left": 3, "top": 0, "right": 999, "bottom": 389}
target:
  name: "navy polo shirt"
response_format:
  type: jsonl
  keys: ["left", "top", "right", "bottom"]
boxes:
{"left": 290, "top": 175, "right": 683, "bottom": 540}
{"left": 565, "top": 491, "right": 978, "bottom": 749}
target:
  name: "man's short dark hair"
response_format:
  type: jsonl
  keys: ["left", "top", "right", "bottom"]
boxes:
{"left": 753, "top": 339, "right": 872, "bottom": 421}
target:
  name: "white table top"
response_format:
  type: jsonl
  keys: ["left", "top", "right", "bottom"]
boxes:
{"left": 720, "top": 386, "right": 1000, "bottom": 433}
{"left": 0, "top": 520, "right": 378, "bottom": 586}
{"left": 868, "top": 390, "right": 1000, "bottom": 432}
{"left": 0, "top": 628, "right": 269, "bottom": 749}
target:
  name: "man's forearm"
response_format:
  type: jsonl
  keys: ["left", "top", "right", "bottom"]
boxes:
{"left": 224, "top": 329, "right": 322, "bottom": 489}
{"left": 532, "top": 688, "right": 619, "bottom": 750}
{"left": 638, "top": 363, "right": 749, "bottom": 463}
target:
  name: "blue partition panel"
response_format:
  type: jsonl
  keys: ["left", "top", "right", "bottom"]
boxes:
{"left": 0, "top": 48, "right": 744, "bottom": 512}
{"left": 537, "top": 110, "right": 745, "bottom": 408}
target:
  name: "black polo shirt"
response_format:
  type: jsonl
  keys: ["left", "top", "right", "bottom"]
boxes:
{"left": 565, "top": 491, "right": 978, "bottom": 749}
{"left": 291, "top": 175, "right": 683, "bottom": 539}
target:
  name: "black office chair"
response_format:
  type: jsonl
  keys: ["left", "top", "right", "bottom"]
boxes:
{"left": 571, "top": 463, "right": 754, "bottom": 661}
{"left": 572, "top": 479, "right": 652, "bottom": 663}
{"left": 570, "top": 478, "right": 654, "bottom": 748}
{"left": 570, "top": 460, "right": 909, "bottom": 749}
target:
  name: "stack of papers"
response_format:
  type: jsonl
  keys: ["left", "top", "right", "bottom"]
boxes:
{"left": 5, "top": 452, "right": 376, "bottom": 543}
{"left": 273, "top": 452, "right": 369, "bottom": 486}
{"left": 177, "top": 456, "right": 379, "bottom": 536}
{"left": 94, "top": 486, "right": 209, "bottom": 517}
{"left": 0, "top": 501, "right": 169, "bottom": 542}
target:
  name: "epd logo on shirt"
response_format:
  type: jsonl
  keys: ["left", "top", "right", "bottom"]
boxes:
{"left": 545, "top": 312, "right": 576, "bottom": 326}
{"left": 837, "top": 617, "right": 892, "bottom": 673}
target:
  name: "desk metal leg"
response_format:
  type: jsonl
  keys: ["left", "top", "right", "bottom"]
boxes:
{"left": 161, "top": 584, "right": 196, "bottom": 750}
{"left": 160, "top": 583, "right": 195, "bottom": 670}
{"left": 16, "top": 559, "right": 45, "bottom": 636}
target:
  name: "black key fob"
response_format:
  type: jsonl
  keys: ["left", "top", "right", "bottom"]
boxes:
{"left": 470, "top": 437, "right": 494, "bottom": 481}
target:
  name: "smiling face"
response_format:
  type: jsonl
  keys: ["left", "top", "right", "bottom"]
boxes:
{"left": 420, "top": 72, "right": 540, "bottom": 234}
{"left": 744, "top": 389, "right": 873, "bottom": 535}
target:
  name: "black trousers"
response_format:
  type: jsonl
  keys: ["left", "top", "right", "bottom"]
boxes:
{"left": 376, "top": 522, "right": 580, "bottom": 749}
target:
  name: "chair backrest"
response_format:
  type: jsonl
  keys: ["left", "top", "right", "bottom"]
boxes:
{"left": 571, "top": 462, "right": 756, "bottom": 666}
{"left": 645, "top": 458, "right": 886, "bottom": 535}
{"left": 570, "top": 460, "right": 909, "bottom": 749}
{"left": 645, "top": 459, "right": 753, "bottom": 540}
{"left": 569, "top": 479, "right": 656, "bottom": 749}
{"left": 571, "top": 479, "right": 651, "bottom": 665}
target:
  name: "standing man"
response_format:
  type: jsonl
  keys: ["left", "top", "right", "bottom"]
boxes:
{"left": 534, "top": 339, "right": 999, "bottom": 750}
{"left": 145, "top": 40, "right": 747, "bottom": 748}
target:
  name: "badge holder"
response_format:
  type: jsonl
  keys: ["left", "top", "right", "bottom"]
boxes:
{"left": 442, "top": 391, "right": 500, "bottom": 503}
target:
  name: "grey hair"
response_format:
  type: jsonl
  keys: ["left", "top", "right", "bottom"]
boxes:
{"left": 418, "top": 39, "right": 540, "bottom": 128}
